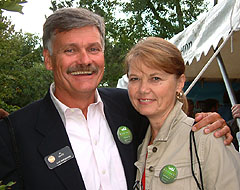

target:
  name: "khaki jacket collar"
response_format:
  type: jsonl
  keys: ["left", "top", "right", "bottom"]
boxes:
{"left": 154, "top": 100, "right": 183, "bottom": 142}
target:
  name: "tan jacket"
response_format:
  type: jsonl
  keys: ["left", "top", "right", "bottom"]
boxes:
{"left": 135, "top": 101, "right": 240, "bottom": 190}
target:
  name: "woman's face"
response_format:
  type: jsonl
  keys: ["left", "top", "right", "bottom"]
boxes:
{"left": 128, "top": 61, "right": 185, "bottom": 121}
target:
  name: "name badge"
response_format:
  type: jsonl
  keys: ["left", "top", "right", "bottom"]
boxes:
{"left": 159, "top": 164, "right": 178, "bottom": 184}
{"left": 44, "top": 146, "right": 74, "bottom": 169}
{"left": 117, "top": 126, "right": 133, "bottom": 144}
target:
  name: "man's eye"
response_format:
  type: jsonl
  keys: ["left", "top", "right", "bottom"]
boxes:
{"left": 152, "top": 77, "right": 160, "bottom": 81}
{"left": 89, "top": 47, "right": 101, "bottom": 52}
{"left": 64, "top": 49, "right": 74, "bottom": 53}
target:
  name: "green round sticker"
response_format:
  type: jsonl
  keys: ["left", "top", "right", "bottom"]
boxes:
{"left": 159, "top": 165, "right": 178, "bottom": 184}
{"left": 117, "top": 126, "right": 133, "bottom": 144}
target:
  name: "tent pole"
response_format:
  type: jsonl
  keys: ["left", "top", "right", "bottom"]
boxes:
{"left": 213, "top": 0, "right": 240, "bottom": 146}
{"left": 216, "top": 53, "right": 237, "bottom": 106}
{"left": 216, "top": 53, "right": 240, "bottom": 148}
{"left": 213, "top": 0, "right": 236, "bottom": 105}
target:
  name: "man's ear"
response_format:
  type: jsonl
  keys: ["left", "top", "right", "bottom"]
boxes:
{"left": 177, "top": 74, "right": 186, "bottom": 92}
{"left": 43, "top": 49, "right": 53, "bottom": 71}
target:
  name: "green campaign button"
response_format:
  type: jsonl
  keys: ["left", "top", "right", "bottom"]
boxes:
{"left": 117, "top": 126, "right": 133, "bottom": 144}
{"left": 159, "top": 164, "right": 178, "bottom": 184}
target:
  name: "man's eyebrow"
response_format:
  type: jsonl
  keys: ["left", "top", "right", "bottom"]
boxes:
{"left": 60, "top": 43, "right": 78, "bottom": 49}
{"left": 58, "top": 42, "right": 103, "bottom": 52}
{"left": 56, "top": 43, "right": 76, "bottom": 53}
{"left": 88, "top": 42, "right": 102, "bottom": 47}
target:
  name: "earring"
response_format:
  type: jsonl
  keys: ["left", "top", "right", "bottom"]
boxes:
{"left": 176, "top": 91, "right": 183, "bottom": 100}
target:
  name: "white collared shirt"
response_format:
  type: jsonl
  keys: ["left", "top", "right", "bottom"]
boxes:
{"left": 49, "top": 83, "right": 127, "bottom": 190}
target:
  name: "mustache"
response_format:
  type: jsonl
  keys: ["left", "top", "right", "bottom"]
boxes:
{"left": 66, "top": 64, "right": 98, "bottom": 74}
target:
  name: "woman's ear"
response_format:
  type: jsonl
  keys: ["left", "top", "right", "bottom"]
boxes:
{"left": 177, "top": 74, "right": 186, "bottom": 92}
{"left": 43, "top": 49, "right": 53, "bottom": 71}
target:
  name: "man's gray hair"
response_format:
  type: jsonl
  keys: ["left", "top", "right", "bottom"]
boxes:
{"left": 43, "top": 7, "right": 105, "bottom": 54}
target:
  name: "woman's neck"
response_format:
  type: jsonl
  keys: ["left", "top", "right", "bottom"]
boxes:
{"left": 148, "top": 108, "right": 173, "bottom": 143}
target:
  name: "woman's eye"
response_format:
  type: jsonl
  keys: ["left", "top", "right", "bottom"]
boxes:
{"left": 129, "top": 77, "right": 139, "bottom": 82}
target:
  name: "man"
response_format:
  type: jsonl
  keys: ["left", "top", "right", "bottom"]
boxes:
{"left": 0, "top": 8, "right": 231, "bottom": 190}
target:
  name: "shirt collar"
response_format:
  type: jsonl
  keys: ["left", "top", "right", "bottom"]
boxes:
{"left": 49, "top": 83, "right": 104, "bottom": 125}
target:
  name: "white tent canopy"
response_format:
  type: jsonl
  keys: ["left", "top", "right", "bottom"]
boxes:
{"left": 169, "top": 0, "right": 240, "bottom": 81}
{"left": 169, "top": 0, "right": 240, "bottom": 102}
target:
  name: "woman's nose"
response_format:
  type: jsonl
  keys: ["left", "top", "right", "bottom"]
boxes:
{"left": 139, "top": 80, "right": 150, "bottom": 94}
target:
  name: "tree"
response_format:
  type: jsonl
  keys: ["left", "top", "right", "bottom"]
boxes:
{"left": 122, "top": 0, "right": 208, "bottom": 39}
{"left": 50, "top": 0, "right": 208, "bottom": 87}
{"left": 0, "top": 14, "right": 53, "bottom": 113}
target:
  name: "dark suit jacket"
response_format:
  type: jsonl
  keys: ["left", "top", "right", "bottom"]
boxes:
{"left": 0, "top": 88, "right": 148, "bottom": 190}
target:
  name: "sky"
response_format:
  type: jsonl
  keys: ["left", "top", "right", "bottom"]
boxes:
{"left": 3, "top": 0, "right": 53, "bottom": 37}
{"left": 2, "top": 0, "right": 223, "bottom": 37}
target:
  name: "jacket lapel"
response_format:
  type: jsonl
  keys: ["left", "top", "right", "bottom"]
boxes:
{"left": 35, "top": 92, "right": 86, "bottom": 190}
{"left": 104, "top": 108, "right": 137, "bottom": 187}
{"left": 99, "top": 89, "right": 138, "bottom": 189}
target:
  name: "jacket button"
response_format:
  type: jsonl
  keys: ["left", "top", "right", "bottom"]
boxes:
{"left": 149, "top": 166, "right": 154, "bottom": 172}
{"left": 152, "top": 147, "right": 157, "bottom": 152}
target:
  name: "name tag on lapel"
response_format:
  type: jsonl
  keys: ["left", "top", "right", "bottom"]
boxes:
{"left": 44, "top": 146, "right": 74, "bottom": 169}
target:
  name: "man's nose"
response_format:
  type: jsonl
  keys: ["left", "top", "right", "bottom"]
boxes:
{"left": 77, "top": 50, "right": 91, "bottom": 64}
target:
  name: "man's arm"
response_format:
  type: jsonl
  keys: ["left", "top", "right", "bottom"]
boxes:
{"left": 192, "top": 112, "right": 233, "bottom": 145}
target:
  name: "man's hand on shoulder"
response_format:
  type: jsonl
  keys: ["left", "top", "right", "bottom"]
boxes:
{"left": 192, "top": 112, "right": 232, "bottom": 145}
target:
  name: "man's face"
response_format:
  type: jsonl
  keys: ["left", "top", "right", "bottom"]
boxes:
{"left": 43, "top": 26, "right": 105, "bottom": 104}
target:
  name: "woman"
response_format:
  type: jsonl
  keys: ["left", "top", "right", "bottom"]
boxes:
{"left": 125, "top": 37, "right": 240, "bottom": 189}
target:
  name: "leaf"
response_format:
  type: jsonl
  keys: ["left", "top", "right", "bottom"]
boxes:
{"left": 0, "top": 0, "right": 27, "bottom": 14}
{"left": 2, "top": 3, "right": 24, "bottom": 13}
{"left": 0, "top": 181, "right": 16, "bottom": 190}
{"left": 6, "top": 181, "right": 16, "bottom": 186}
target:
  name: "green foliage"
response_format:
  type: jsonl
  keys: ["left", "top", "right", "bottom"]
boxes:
{"left": 0, "top": 15, "right": 53, "bottom": 113}
{"left": 50, "top": 0, "right": 208, "bottom": 87}
{"left": 122, "top": 0, "right": 208, "bottom": 39}
{"left": 0, "top": 180, "right": 16, "bottom": 190}
{"left": 0, "top": 0, "right": 27, "bottom": 29}
{"left": 0, "top": 0, "right": 27, "bottom": 14}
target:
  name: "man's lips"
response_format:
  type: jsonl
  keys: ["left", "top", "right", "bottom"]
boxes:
{"left": 67, "top": 64, "right": 98, "bottom": 76}
{"left": 70, "top": 71, "right": 95, "bottom": 75}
